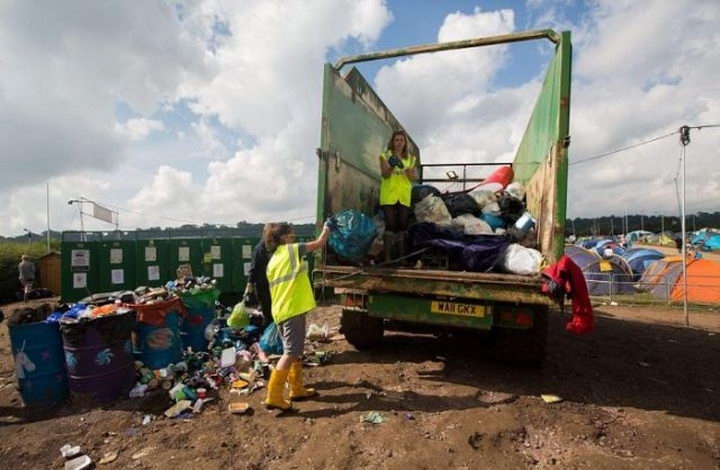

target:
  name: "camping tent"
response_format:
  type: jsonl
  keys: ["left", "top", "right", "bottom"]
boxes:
{"left": 627, "top": 230, "right": 653, "bottom": 243}
{"left": 638, "top": 256, "right": 720, "bottom": 304}
{"left": 564, "top": 245, "right": 635, "bottom": 296}
{"left": 623, "top": 248, "right": 665, "bottom": 281}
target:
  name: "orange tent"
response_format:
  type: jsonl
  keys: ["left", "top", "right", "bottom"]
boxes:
{"left": 639, "top": 256, "right": 720, "bottom": 304}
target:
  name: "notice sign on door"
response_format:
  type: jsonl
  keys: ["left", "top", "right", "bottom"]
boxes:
{"left": 71, "top": 249, "right": 90, "bottom": 268}
{"left": 211, "top": 245, "right": 221, "bottom": 260}
{"left": 111, "top": 269, "right": 124, "bottom": 284}
{"left": 242, "top": 245, "right": 252, "bottom": 259}
{"left": 145, "top": 246, "right": 157, "bottom": 262}
{"left": 110, "top": 248, "right": 123, "bottom": 264}
{"left": 73, "top": 272, "right": 87, "bottom": 289}
{"left": 147, "top": 265, "right": 160, "bottom": 281}
{"left": 213, "top": 263, "right": 224, "bottom": 278}
{"left": 178, "top": 246, "right": 190, "bottom": 262}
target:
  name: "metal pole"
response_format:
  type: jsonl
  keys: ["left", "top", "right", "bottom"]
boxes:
{"left": 680, "top": 126, "right": 690, "bottom": 327}
{"left": 46, "top": 182, "right": 51, "bottom": 253}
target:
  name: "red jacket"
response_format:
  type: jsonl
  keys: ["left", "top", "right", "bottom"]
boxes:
{"left": 541, "top": 255, "right": 594, "bottom": 335}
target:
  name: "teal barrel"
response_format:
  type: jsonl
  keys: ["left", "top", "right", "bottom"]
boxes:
{"left": 60, "top": 310, "right": 137, "bottom": 403}
{"left": 9, "top": 321, "right": 69, "bottom": 407}
{"left": 179, "top": 288, "right": 219, "bottom": 352}
{"left": 129, "top": 298, "right": 186, "bottom": 369}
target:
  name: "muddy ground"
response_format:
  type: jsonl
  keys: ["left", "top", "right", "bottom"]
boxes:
{"left": 0, "top": 297, "right": 718, "bottom": 469}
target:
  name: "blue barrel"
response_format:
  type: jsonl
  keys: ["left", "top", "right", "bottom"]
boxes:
{"left": 179, "top": 288, "right": 219, "bottom": 352}
{"left": 9, "top": 321, "right": 69, "bottom": 407}
{"left": 130, "top": 298, "right": 186, "bottom": 369}
{"left": 60, "top": 310, "right": 137, "bottom": 403}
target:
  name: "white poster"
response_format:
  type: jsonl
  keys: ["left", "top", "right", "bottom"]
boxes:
{"left": 145, "top": 246, "right": 157, "bottom": 262}
{"left": 244, "top": 261, "right": 251, "bottom": 275}
{"left": 110, "top": 248, "right": 123, "bottom": 264}
{"left": 211, "top": 245, "right": 221, "bottom": 260}
{"left": 213, "top": 263, "right": 224, "bottom": 278}
{"left": 111, "top": 269, "right": 124, "bottom": 284}
{"left": 147, "top": 265, "right": 160, "bottom": 281}
{"left": 71, "top": 249, "right": 90, "bottom": 268}
{"left": 178, "top": 246, "right": 190, "bottom": 262}
{"left": 73, "top": 272, "right": 87, "bottom": 289}
{"left": 242, "top": 245, "right": 252, "bottom": 259}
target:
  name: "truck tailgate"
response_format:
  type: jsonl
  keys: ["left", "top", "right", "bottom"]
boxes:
{"left": 315, "top": 265, "right": 554, "bottom": 306}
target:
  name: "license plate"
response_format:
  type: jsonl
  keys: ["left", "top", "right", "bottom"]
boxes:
{"left": 431, "top": 301, "right": 486, "bottom": 317}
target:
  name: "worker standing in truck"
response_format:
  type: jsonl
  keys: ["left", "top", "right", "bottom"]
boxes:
{"left": 379, "top": 129, "right": 418, "bottom": 262}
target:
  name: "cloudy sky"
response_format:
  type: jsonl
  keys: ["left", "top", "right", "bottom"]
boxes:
{"left": 1, "top": 0, "right": 718, "bottom": 237}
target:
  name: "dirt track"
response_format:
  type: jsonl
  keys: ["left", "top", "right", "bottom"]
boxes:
{"left": 0, "top": 298, "right": 719, "bottom": 469}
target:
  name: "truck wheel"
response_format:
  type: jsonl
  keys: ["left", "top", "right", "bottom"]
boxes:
{"left": 491, "top": 307, "right": 548, "bottom": 368}
{"left": 340, "top": 309, "right": 384, "bottom": 350}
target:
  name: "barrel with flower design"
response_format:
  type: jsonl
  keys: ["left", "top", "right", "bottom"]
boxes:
{"left": 60, "top": 309, "right": 137, "bottom": 403}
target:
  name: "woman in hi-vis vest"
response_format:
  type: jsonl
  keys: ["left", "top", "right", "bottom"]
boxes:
{"left": 262, "top": 221, "right": 332, "bottom": 411}
{"left": 379, "top": 129, "right": 418, "bottom": 233}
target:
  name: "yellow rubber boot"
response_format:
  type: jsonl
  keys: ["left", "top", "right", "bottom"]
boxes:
{"left": 263, "top": 368, "right": 292, "bottom": 410}
{"left": 288, "top": 361, "right": 317, "bottom": 400}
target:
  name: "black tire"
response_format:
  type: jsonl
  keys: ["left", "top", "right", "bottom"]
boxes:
{"left": 491, "top": 307, "right": 548, "bottom": 368}
{"left": 340, "top": 309, "right": 384, "bottom": 350}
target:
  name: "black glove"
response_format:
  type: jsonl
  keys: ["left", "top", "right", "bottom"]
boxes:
{"left": 244, "top": 290, "right": 258, "bottom": 307}
{"left": 324, "top": 215, "right": 338, "bottom": 230}
{"left": 388, "top": 155, "right": 404, "bottom": 169}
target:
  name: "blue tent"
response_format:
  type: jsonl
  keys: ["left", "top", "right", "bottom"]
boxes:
{"left": 701, "top": 233, "right": 720, "bottom": 251}
{"left": 564, "top": 245, "right": 635, "bottom": 295}
{"left": 623, "top": 248, "right": 665, "bottom": 280}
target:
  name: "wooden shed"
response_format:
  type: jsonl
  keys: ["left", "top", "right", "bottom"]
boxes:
{"left": 38, "top": 251, "right": 61, "bottom": 295}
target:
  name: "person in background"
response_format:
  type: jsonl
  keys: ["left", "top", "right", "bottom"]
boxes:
{"left": 245, "top": 233, "right": 272, "bottom": 328}
{"left": 18, "top": 255, "right": 35, "bottom": 303}
{"left": 263, "top": 221, "right": 332, "bottom": 410}
{"left": 379, "top": 129, "right": 418, "bottom": 233}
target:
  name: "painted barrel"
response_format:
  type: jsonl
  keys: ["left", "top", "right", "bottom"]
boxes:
{"left": 60, "top": 310, "right": 137, "bottom": 403}
{"left": 179, "top": 288, "right": 219, "bottom": 352}
{"left": 9, "top": 321, "right": 69, "bottom": 407}
{"left": 128, "top": 297, "right": 186, "bottom": 369}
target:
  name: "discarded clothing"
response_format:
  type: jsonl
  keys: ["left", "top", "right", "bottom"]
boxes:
{"left": 541, "top": 255, "right": 594, "bottom": 335}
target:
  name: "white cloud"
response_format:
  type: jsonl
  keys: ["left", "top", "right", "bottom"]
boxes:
{"left": 115, "top": 118, "right": 165, "bottom": 142}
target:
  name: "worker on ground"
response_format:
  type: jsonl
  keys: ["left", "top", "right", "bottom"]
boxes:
{"left": 263, "top": 221, "right": 332, "bottom": 411}
{"left": 245, "top": 233, "right": 272, "bottom": 329}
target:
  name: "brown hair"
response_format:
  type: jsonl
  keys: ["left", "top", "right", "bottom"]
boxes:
{"left": 263, "top": 222, "right": 293, "bottom": 252}
{"left": 386, "top": 129, "right": 408, "bottom": 157}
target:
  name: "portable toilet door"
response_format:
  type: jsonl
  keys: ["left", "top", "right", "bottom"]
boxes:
{"left": 232, "top": 237, "right": 260, "bottom": 294}
{"left": 200, "top": 237, "right": 234, "bottom": 293}
{"left": 61, "top": 240, "right": 99, "bottom": 302}
{"left": 168, "top": 238, "right": 202, "bottom": 281}
{"left": 135, "top": 239, "right": 170, "bottom": 288}
{"left": 97, "top": 240, "right": 136, "bottom": 293}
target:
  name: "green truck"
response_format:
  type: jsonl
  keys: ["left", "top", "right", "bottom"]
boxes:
{"left": 315, "top": 29, "right": 571, "bottom": 367}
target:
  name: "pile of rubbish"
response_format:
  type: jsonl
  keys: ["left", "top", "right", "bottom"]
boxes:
{"left": 327, "top": 165, "right": 544, "bottom": 275}
{"left": 7, "top": 271, "right": 334, "bottom": 421}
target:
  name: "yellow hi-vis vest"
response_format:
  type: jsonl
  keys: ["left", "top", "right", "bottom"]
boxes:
{"left": 379, "top": 151, "right": 416, "bottom": 207}
{"left": 267, "top": 243, "right": 316, "bottom": 324}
